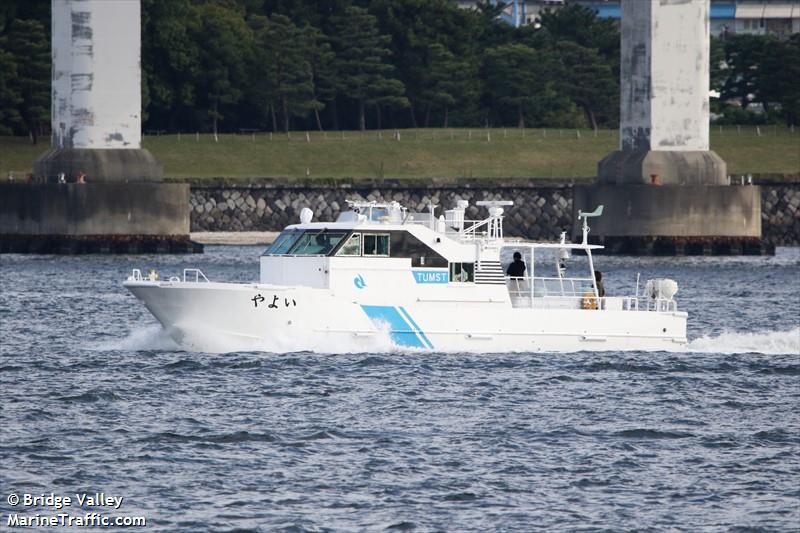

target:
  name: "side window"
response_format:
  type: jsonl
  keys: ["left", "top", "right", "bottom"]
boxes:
{"left": 337, "top": 233, "right": 362, "bottom": 256}
{"left": 449, "top": 262, "right": 474, "bottom": 283}
{"left": 364, "top": 234, "right": 390, "bottom": 256}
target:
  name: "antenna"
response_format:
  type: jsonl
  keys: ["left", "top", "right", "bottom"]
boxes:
{"left": 476, "top": 200, "right": 513, "bottom": 214}
{"left": 577, "top": 205, "right": 604, "bottom": 245}
{"left": 476, "top": 200, "right": 513, "bottom": 239}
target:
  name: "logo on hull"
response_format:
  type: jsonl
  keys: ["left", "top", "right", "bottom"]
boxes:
{"left": 354, "top": 274, "right": 366, "bottom": 289}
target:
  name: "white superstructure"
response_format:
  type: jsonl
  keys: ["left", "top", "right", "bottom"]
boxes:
{"left": 124, "top": 200, "right": 688, "bottom": 353}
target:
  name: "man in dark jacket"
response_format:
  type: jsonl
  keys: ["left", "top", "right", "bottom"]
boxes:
{"left": 506, "top": 251, "right": 526, "bottom": 277}
{"left": 595, "top": 270, "right": 605, "bottom": 297}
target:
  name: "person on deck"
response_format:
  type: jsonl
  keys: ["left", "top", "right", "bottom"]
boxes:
{"left": 507, "top": 251, "right": 526, "bottom": 278}
{"left": 594, "top": 270, "right": 605, "bottom": 297}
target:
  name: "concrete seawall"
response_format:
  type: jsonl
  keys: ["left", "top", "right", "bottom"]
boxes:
{"left": 188, "top": 180, "right": 799, "bottom": 248}
{"left": 0, "top": 183, "right": 198, "bottom": 253}
{"left": 2, "top": 180, "right": 794, "bottom": 253}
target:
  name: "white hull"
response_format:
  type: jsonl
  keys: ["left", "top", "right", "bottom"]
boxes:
{"left": 125, "top": 281, "right": 688, "bottom": 353}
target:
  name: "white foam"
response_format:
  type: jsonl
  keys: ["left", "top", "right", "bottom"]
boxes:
{"left": 93, "top": 321, "right": 402, "bottom": 354}
{"left": 92, "top": 325, "right": 180, "bottom": 352}
{"left": 176, "top": 322, "right": 405, "bottom": 355}
{"left": 101, "top": 324, "right": 799, "bottom": 356}
{"left": 688, "top": 327, "right": 800, "bottom": 355}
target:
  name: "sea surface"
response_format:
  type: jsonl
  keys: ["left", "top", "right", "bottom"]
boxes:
{"left": 1, "top": 246, "right": 799, "bottom": 532}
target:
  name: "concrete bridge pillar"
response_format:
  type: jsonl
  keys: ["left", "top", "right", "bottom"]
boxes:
{"left": 599, "top": 0, "right": 726, "bottom": 184}
{"left": 576, "top": 0, "right": 764, "bottom": 254}
{"left": 2, "top": 0, "right": 197, "bottom": 254}
{"left": 34, "top": 0, "right": 161, "bottom": 181}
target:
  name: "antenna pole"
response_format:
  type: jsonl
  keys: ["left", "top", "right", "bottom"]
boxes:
{"left": 581, "top": 214, "right": 590, "bottom": 245}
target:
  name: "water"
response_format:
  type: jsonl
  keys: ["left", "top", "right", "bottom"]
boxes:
{"left": 1, "top": 247, "right": 799, "bottom": 531}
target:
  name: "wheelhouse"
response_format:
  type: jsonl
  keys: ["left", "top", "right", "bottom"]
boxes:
{"left": 263, "top": 228, "right": 447, "bottom": 267}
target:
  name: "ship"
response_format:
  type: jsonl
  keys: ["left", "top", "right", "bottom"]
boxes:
{"left": 124, "top": 199, "right": 687, "bottom": 352}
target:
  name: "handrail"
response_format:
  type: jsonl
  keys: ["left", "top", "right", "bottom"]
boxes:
{"left": 505, "top": 276, "right": 676, "bottom": 312}
{"left": 453, "top": 216, "right": 505, "bottom": 241}
{"left": 127, "top": 267, "right": 210, "bottom": 283}
{"left": 183, "top": 268, "right": 210, "bottom": 283}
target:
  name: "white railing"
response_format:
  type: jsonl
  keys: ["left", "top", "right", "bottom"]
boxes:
{"left": 506, "top": 276, "right": 594, "bottom": 299}
{"left": 183, "top": 268, "right": 210, "bottom": 283}
{"left": 643, "top": 298, "right": 677, "bottom": 312}
{"left": 505, "top": 276, "right": 677, "bottom": 312}
{"left": 457, "top": 218, "right": 491, "bottom": 240}
{"left": 126, "top": 268, "right": 210, "bottom": 283}
{"left": 404, "top": 215, "right": 504, "bottom": 242}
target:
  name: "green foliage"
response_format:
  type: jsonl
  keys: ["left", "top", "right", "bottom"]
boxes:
{"left": 142, "top": 0, "right": 201, "bottom": 129}
{"left": 252, "top": 14, "right": 317, "bottom": 132}
{"left": 0, "top": 0, "right": 798, "bottom": 135}
{"left": 0, "top": 18, "right": 49, "bottom": 143}
{"left": 329, "top": 6, "right": 407, "bottom": 130}
{"left": 0, "top": 47, "right": 22, "bottom": 135}
{"left": 194, "top": 2, "right": 253, "bottom": 136}
{"left": 539, "top": 5, "right": 619, "bottom": 64}
{"left": 552, "top": 41, "right": 617, "bottom": 130}
{"left": 367, "top": 0, "right": 484, "bottom": 127}
{"left": 722, "top": 34, "right": 775, "bottom": 109}
{"left": 759, "top": 34, "right": 800, "bottom": 125}
{"left": 419, "top": 44, "right": 478, "bottom": 128}
{"left": 483, "top": 44, "right": 545, "bottom": 128}
{"left": 716, "top": 33, "right": 800, "bottom": 126}
{"left": 302, "top": 24, "right": 337, "bottom": 131}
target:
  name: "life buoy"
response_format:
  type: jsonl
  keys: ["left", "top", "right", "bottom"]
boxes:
{"left": 581, "top": 291, "right": 598, "bottom": 310}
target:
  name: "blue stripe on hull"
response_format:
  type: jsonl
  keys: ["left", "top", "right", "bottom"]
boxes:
{"left": 397, "top": 306, "right": 434, "bottom": 349}
{"left": 360, "top": 305, "right": 432, "bottom": 349}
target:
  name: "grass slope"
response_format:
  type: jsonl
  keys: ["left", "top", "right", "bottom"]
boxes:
{"left": 2, "top": 126, "right": 798, "bottom": 180}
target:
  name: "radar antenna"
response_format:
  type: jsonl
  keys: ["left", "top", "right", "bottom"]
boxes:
{"left": 476, "top": 200, "right": 513, "bottom": 240}
{"left": 577, "top": 205, "right": 604, "bottom": 245}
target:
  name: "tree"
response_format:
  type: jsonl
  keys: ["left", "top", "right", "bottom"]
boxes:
{"left": 302, "top": 24, "right": 337, "bottom": 131}
{"left": 722, "top": 34, "right": 774, "bottom": 110}
{"left": 0, "top": 47, "right": 22, "bottom": 135}
{"left": 419, "top": 44, "right": 478, "bottom": 128}
{"left": 193, "top": 2, "right": 253, "bottom": 139}
{"left": 483, "top": 43, "right": 544, "bottom": 128}
{"left": 252, "top": 14, "right": 317, "bottom": 133}
{"left": 368, "top": 0, "right": 485, "bottom": 128}
{"left": 709, "top": 35, "right": 727, "bottom": 113}
{"left": 2, "top": 19, "right": 49, "bottom": 143}
{"left": 759, "top": 34, "right": 800, "bottom": 126}
{"left": 329, "top": 6, "right": 407, "bottom": 130}
{"left": 141, "top": 0, "right": 201, "bottom": 131}
{"left": 538, "top": 4, "right": 619, "bottom": 85}
{"left": 538, "top": 4, "right": 619, "bottom": 61}
{"left": 552, "top": 41, "right": 616, "bottom": 130}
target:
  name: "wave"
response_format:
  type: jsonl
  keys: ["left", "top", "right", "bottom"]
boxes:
{"left": 688, "top": 327, "right": 800, "bottom": 355}
{"left": 100, "top": 323, "right": 799, "bottom": 356}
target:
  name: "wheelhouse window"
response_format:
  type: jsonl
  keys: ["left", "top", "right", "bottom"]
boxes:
{"left": 337, "top": 233, "right": 362, "bottom": 256}
{"left": 273, "top": 231, "right": 347, "bottom": 255}
{"left": 450, "top": 262, "right": 474, "bottom": 283}
{"left": 263, "top": 230, "right": 302, "bottom": 255}
{"left": 390, "top": 231, "right": 448, "bottom": 268}
{"left": 363, "top": 234, "right": 390, "bottom": 256}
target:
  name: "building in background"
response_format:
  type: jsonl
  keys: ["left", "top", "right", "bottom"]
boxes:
{"left": 733, "top": 1, "right": 800, "bottom": 36}
{"left": 458, "top": 0, "right": 800, "bottom": 37}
